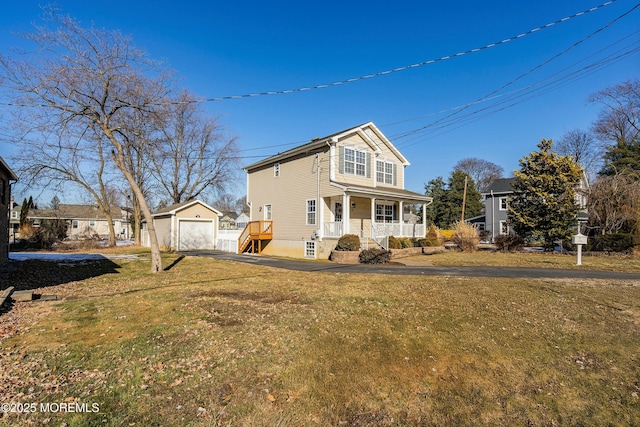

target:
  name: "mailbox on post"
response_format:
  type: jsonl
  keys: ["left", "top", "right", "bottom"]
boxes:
{"left": 572, "top": 233, "right": 588, "bottom": 265}
{"left": 571, "top": 233, "right": 588, "bottom": 245}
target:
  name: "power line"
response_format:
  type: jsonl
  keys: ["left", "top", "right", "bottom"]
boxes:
{"left": 197, "top": 1, "right": 619, "bottom": 102}
{"left": 0, "top": 0, "right": 619, "bottom": 108}
{"left": 392, "top": 2, "right": 640, "bottom": 143}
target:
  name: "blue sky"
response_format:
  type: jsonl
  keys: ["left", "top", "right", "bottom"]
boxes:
{"left": 1, "top": 0, "right": 639, "bottom": 202}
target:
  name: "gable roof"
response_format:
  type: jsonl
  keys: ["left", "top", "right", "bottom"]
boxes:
{"left": 244, "top": 122, "right": 408, "bottom": 172}
{"left": 152, "top": 199, "right": 221, "bottom": 217}
{"left": 29, "top": 204, "right": 124, "bottom": 220}
{"left": 0, "top": 157, "right": 18, "bottom": 181}
{"left": 483, "top": 178, "right": 515, "bottom": 195}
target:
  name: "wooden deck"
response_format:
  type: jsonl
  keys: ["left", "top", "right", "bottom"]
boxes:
{"left": 238, "top": 221, "right": 273, "bottom": 254}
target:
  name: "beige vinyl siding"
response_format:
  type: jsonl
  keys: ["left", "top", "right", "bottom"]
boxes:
{"left": 248, "top": 147, "right": 333, "bottom": 241}
{"left": 174, "top": 204, "right": 218, "bottom": 220}
{"left": 154, "top": 216, "right": 173, "bottom": 248}
{"left": 334, "top": 132, "right": 405, "bottom": 189}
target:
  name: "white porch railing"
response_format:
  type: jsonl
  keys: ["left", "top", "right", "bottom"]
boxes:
{"left": 371, "top": 223, "right": 425, "bottom": 238}
{"left": 323, "top": 221, "right": 425, "bottom": 239}
{"left": 323, "top": 221, "right": 344, "bottom": 238}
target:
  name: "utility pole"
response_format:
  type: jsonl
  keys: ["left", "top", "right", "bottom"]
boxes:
{"left": 461, "top": 175, "right": 468, "bottom": 222}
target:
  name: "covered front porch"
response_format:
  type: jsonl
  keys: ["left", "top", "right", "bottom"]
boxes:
{"left": 319, "top": 186, "right": 432, "bottom": 242}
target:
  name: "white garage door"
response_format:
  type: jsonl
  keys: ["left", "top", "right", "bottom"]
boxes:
{"left": 178, "top": 220, "right": 215, "bottom": 251}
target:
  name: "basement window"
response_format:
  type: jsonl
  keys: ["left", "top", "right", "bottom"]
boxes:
{"left": 305, "top": 241, "right": 316, "bottom": 258}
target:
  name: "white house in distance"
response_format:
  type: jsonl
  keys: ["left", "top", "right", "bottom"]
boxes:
{"left": 27, "top": 204, "right": 132, "bottom": 240}
{"left": 242, "top": 122, "right": 432, "bottom": 259}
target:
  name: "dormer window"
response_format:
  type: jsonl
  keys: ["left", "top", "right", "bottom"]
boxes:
{"left": 344, "top": 147, "right": 366, "bottom": 177}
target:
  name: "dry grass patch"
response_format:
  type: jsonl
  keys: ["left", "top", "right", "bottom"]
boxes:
{"left": 426, "top": 250, "right": 640, "bottom": 272}
{"left": 1, "top": 253, "right": 639, "bottom": 426}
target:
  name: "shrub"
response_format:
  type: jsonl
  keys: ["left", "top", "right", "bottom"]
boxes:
{"left": 451, "top": 221, "right": 480, "bottom": 252}
{"left": 399, "top": 237, "right": 412, "bottom": 249}
{"left": 588, "top": 234, "right": 635, "bottom": 253}
{"left": 440, "top": 229, "right": 455, "bottom": 242}
{"left": 359, "top": 248, "right": 391, "bottom": 264}
{"left": 494, "top": 233, "right": 525, "bottom": 252}
{"left": 419, "top": 237, "right": 440, "bottom": 247}
{"left": 335, "top": 234, "right": 361, "bottom": 251}
{"left": 387, "top": 236, "right": 402, "bottom": 249}
{"left": 426, "top": 224, "right": 442, "bottom": 244}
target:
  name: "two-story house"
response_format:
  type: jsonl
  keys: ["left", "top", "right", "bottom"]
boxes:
{"left": 482, "top": 177, "right": 516, "bottom": 242}
{"left": 242, "top": 122, "right": 432, "bottom": 259}
{"left": 482, "top": 175, "right": 589, "bottom": 242}
{"left": 1, "top": 157, "right": 18, "bottom": 264}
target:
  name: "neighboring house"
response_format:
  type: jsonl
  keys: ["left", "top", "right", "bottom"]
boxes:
{"left": 234, "top": 212, "right": 249, "bottom": 230}
{"left": 0, "top": 157, "right": 18, "bottom": 264}
{"left": 481, "top": 175, "right": 589, "bottom": 242}
{"left": 482, "top": 177, "right": 516, "bottom": 242}
{"left": 8, "top": 197, "right": 20, "bottom": 242}
{"left": 243, "top": 122, "right": 433, "bottom": 259}
{"left": 28, "top": 204, "right": 132, "bottom": 240}
{"left": 142, "top": 199, "right": 221, "bottom": 251}
{"left": 219, "top": 212, "right": 237, "bottom": 230}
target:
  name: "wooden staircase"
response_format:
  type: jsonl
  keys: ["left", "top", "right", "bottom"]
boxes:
{"left": 238, "top": 220, "right": 273, "bottom": 254}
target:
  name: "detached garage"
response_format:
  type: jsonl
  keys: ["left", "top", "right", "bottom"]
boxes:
{"left": 143, "top": 200, "right": 221, "bottom": 251}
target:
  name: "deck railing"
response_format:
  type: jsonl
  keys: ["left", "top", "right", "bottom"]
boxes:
{"left": 238, "top": 220, "right": 273, "bottom": 253}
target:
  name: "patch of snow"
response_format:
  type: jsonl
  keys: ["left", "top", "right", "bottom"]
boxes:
{"left": 9, "top": 252, "right": 140, "bottom": 262}
{"left": 9, "top": 253, "right": 107, "bottom": 261}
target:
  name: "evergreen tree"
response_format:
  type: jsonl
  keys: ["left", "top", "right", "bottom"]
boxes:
{"left": 600, "top": 139, "right": 640, "bottom": 177}
{"left": 424, "top": 177, "right": 447, "bottom": 227}
{"left": 445, "top": 170, "right": 483, "bottom": 223}
{"left": 508, "top": 139, "right": 583, "bottom": 250}
{"left": 19, "top": 198, "right": 29, "bottom": 226}
{"left": 424, "top": 171, "right": 482, "bottom": 229}
{"left": 50, "top": 195, "right": 61, "bottom": 210}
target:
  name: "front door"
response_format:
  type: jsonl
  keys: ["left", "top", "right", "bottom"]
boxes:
{"left": 334, "top": 202, "right": 343, "bottom": 222}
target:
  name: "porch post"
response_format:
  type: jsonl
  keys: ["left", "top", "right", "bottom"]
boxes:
{"left": 399, "top": 201, "right": 404, "bottom": 234}
{"left": 318, "top": 196, "right": 324, "bottom": 239}
{"left": 371, "top": 198, "right": 376, "bottom": 238}
{"left": 422, "top": 203, "right": 427, "bottom": 237}
{"left": 343, "top": 193, "right": 350, "bottom": 235}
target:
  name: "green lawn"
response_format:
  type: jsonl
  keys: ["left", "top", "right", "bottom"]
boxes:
{"left": 1, "top": 251, "right": 639, "bottom": 426}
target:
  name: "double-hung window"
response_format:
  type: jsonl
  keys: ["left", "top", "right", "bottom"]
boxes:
{"left": 344, "top": 147, "right": 366, "bottom": 177}
{"left": 376, "top": 160, "right": 394, "bottom": 185}
{"left": 375, "top": 203, "right": 395, "bottom": 223}
{"left": 306, "top": 199, "right": 316, "bottom": 225}
{"left": 499, "top": 197, "right": 508, "bottom": 211}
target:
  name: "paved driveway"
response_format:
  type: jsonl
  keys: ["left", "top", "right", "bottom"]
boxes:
{"left": 186, "top": 251, "right": 640, "bottom": 280}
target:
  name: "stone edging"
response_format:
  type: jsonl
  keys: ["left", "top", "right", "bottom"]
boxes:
{"left": 330, "top": 246, "right": 445, "bottom": 264}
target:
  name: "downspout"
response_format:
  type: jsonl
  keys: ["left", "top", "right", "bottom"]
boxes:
{"left": 491, "top": 190, "right": 495, "bottom": 243}
{"left": 316, "top": 153, "right": 322, "bottom": 240}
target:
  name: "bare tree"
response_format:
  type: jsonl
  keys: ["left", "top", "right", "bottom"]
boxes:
{"left": 150, "top": 91, "right": 240, "bottom": 204}
{"left": 213, "top": 193, "right": 239, "bottom": 214}
{"left": 588, "top": 173, "right": 640, "bottom": 235}
{"left": 10, "top": 121, "right": 123, "bottom": 246}
{"left": 589, "top": 79, "right": 640, "bottom": 177}
{"left": 555, "top": 129, "right": 602, "bottom": 182}
{"left": 453, "top": 158, "right": 504, "bottom": 193}
{"left": 0, "top": 9, "right": 171, "bottom": 272}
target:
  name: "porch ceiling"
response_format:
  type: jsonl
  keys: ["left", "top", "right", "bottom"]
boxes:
{"left": 330, "top": 181, "right": 432, "bottom": 204}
